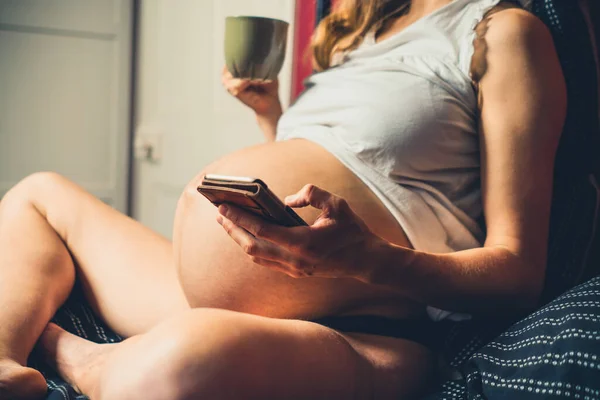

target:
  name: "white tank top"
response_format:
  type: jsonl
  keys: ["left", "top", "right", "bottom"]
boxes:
{"left": 277, "top": 0, "right": 510, "bottom": 319}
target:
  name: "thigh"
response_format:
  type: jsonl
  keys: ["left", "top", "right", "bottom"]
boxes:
{"left": 239, "top": 316, "right": 435, "bottom": 399}
{"left": 27, "top": 173, "right": 189, "bottom": 337}
{"left": 116, "top": 309, "right": 435, "bottom": 399}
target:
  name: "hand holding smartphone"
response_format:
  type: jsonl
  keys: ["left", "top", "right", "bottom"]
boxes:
{"left": 197, "top": 174, "right": 307, "bottom": 227}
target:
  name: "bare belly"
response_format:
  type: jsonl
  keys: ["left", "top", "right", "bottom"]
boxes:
{"left": 173, "top": 139, "right": 425, "bottom": 320}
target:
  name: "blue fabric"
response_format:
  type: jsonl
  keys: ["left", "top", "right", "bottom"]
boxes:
{"left": 426, "top": 276, "right": 600, "bottom": 399}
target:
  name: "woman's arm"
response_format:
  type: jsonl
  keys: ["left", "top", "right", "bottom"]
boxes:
{"left": 365, "top": 9, "right": 567, "bottom": 313}
{"left": 217, "top": 9, "right": 566, "bottom": 315}
{"left": 255, "top": 106, "right": 283, "bottom": 142}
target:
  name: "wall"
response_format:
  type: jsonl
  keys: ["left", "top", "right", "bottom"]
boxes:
{"left": 0, "top": 0, "right": 132, "bottom": 211}
{"left": 133, "top": 0, "right": 295, "bottom": 237}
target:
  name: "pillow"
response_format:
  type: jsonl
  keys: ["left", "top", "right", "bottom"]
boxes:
{"left": 428, "top": 275, "right": 600, "bottom": 399}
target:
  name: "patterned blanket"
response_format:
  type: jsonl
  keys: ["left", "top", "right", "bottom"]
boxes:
{"left": 427, "top": 276, "right": 600, "bottom": 399}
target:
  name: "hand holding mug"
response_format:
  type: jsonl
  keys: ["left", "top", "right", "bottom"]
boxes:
{"left": 221, "top": 66, "right": 282, "bottom": 117}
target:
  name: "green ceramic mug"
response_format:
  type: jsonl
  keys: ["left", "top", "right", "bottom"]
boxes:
{"left": 224, "top": 16, "right": 289, "bottom": 81}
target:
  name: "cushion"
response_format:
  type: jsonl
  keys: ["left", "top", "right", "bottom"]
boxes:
{"left": 427, "top": 275, "right": 600, "bottom": 399}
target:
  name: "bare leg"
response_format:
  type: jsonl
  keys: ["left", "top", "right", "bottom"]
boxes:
{"left": 0, "top": 176, "right": 76, "bottom": 399}
{"left": 0, "top": 173, "right": 188, "bottom": 399}
{"left": 39, "top": 309, "right": 435, "bottom": 400}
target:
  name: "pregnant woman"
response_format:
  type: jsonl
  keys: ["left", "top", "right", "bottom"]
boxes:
{"left": 0, "top": 0, "right": 566, "bottom": 398}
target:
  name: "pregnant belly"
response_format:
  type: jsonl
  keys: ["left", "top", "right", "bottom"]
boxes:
{"left": 173, "top": 139, "right": 422, "bottom": 320}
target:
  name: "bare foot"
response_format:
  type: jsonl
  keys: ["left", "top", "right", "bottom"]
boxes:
{"left": 38, "top": 323, "right": 117, "bottom": 398}
{"left": 0, "top": 359, "right": 46, "bottom": 400}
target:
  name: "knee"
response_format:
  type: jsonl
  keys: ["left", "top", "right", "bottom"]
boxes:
{"left": 2, "top": 172, "right": 68, "bottom": 207}
{"left": 0, "top": 172, "right": 75, "bottom": 278}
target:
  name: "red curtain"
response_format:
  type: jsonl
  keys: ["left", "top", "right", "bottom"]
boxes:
{"left": 290, "top": 0, "right": 317, "bottom": 102}
{"left": 290, "top": 0, "right": 339, "bottom": 102}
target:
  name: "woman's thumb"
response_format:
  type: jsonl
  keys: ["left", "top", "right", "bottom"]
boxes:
{"left": 285, "top": 184, "right": 333, "bottom": 210}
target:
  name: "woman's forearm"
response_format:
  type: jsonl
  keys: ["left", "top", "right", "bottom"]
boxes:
{"left": 256, "top": 107, "right": 282, "bottom": 142}
{"left": 218, "top": 184, "right": 543, "bottom": 315}
{"left": 362, "top": 240, "right": 544, "bottom": 315}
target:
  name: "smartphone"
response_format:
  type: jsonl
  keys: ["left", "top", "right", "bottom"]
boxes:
{"left": 197, "top": 174, "right": 308, "bottom": 227}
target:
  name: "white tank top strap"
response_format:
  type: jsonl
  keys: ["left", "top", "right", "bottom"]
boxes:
{"left": 455, "top": 0, "right": 506, "bottom": 77}
{"left": 418, "top": 0, "right": 505, "bottom": 78}
{"left": 342, "top": 0, "right": 510, "bottom": 80}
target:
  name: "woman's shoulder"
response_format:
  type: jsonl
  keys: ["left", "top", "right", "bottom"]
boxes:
{"left": 483, "top": 5, "right": 552, "bottom": 46}
{"left": 471, "top": 5, "right": 554, "bottom": 83}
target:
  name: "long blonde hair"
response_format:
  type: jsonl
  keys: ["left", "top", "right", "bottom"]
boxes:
{"left": 310, "top": 0, "right": 411, "bottom": 71}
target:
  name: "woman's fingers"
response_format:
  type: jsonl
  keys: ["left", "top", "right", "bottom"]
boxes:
{"left": 222, "top": 65, "right": 279, "bottom": 98}
{"left": 222, "top": 65, "right": 232, "bottom": 79}
{"left": 219, "top": 205, "right": 278, "bottom": 238}
{"left": 222, "top": 67, "right": 251, "bottom": 96}
{"left": 221, "top": 65, "right": 230, "bottom": 79}
{"left": 218, "top": 205, "right": 304, "bottom": 242}
{"left": 227, "top": 79, "right": 252, "bottom": 96}
{"left": 285, "top": 184, "right": 338, "bottom": 211}
{"left": 286, "top": 185, "right": 356, "bottom": 223}
{"left": 217, "top": 214, "right": 307, "bottom": 272}
{"left": 217, "top": 213, "right": 269, "bottom": 254}
{"left": 218, "top": 205, "right": 312, "bottom": 250}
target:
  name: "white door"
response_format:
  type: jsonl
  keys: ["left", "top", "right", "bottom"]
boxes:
{"left": 0, "top": 0, "right": 133, "bottom": 212}
{"left": 132, "top": 0, "right": 295, "bottom": 238}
